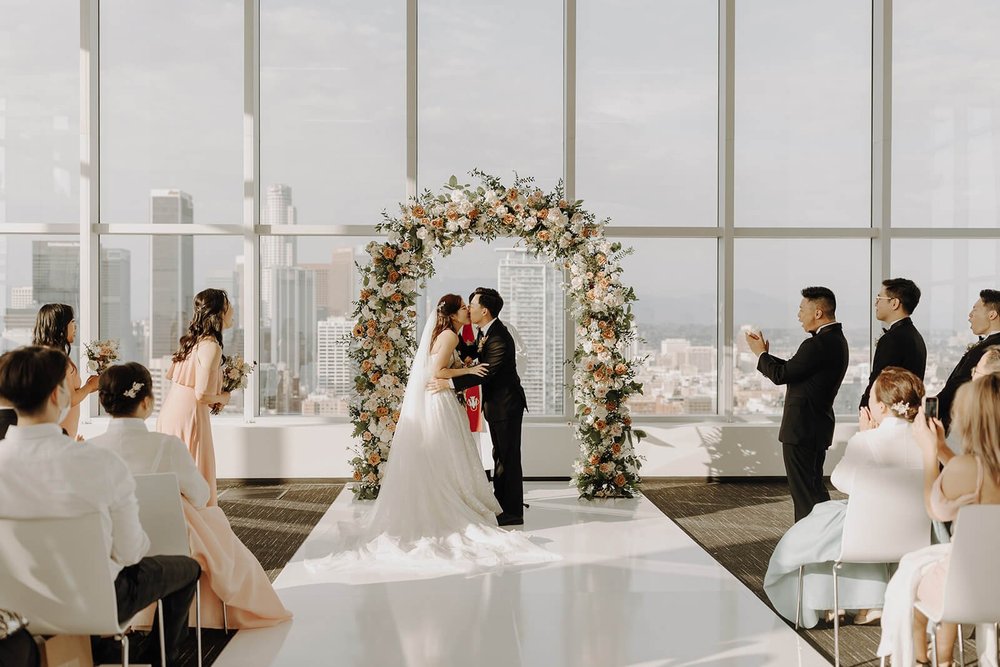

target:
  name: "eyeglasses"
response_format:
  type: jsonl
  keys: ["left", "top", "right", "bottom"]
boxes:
{"left": 874, "top": 296, "right": 896, "bottom": 304}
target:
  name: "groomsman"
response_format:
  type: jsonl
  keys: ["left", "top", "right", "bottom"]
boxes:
{"left": 746, "top": 286, "right": 849, "bottom": 523}
{"left": 860, "top": 278, "right": 927, "bottom": 418}
{"left": 936, "top": 289, "right": 1000, "bottom": 433}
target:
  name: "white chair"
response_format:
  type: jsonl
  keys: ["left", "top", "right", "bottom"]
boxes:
{"left": 0, "top": 513, "right": 165, "bottom": 667}
{"left": 134, "top": 473, "right": 203, "bottom": 667}
{"left": 916, "top": 504, "right": 1000, "bottom": 667}
{"left": 792, "top": 467, "right": 931, "bottom": 667}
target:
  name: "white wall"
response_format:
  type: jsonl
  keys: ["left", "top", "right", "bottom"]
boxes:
{"left": 78, "top": 418, "right": 858, "bottom": 479}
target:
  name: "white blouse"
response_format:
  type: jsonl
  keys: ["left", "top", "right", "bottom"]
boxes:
{"left": 89, "top": 418, "right": 210, "bottom": 509}
{"left": 830, "top": 416, "right": 923, "bottom": 495}
{"left": 0, "top": 423, "right": 150, "bottom": 579}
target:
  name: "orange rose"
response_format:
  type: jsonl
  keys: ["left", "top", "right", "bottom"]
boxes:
{"left": 368, "top": 452, "right": 381, "bottom": 466}
{"left": 361, "top": 360, "right": 373, "bottom": 372}
{"left": 589, "top": 454, "right": 600, "bottom": 465}
{"left": 623, "top": 416, "right": 632, "bottom": 427}
{"left": 353, "top": 324, "right": 365, "bottom": 338}
{"left": 596, "top": 254, "right": 607, "bottom": 266}
{"left": 382, "top": 246, "right": 397, "bottom": 260}
{"left": 594, "top": 419, "right": 607, "bottom": 431}
{"left": 371, "top": 372, "right": 382, "bottom": 384}
{"left": 401, "top": 240, "right": 411, "bottom": 250}
{"left": 362, "top": 432, "right": 373, "bottom": 441}
{"left": 606, "top": 402, "right": 617, "bottom": 412}
{"left": 431, "top": 218, "right": 444, "bottom": 228}
{"left": 360, "top": 288, "right": 373, "bottom": 300}
{"left": 558, "top": 199, "right": 569, "bottom": 209}
{"left": 537, "top": 230, "right": 551, "bottom": 242}
{"left": 390, "top": 292, "right": 403, "bottom": 302}
{"left": 392, "top": 411, "right": 401, "bottom": 422}
{"left": 611, "top": 443, "right": 622, "bottom": 456}
{"left": 353, "top": 470, "right": 363, "bottom": 481}
{"left": 537, "top": 208, "right": 548, "bottom": 219}
{"left": 502, "top": 213, "right": 515, "bottom": 226}
{"left": 614, "top": 474, "right": 626, "bottom": 487}
{"left": 388, "top": 271, "right": 400, "bottom": 283}
{"left": 359, "top": 412, "right": 370, "bottom": 421}
{"left": 446, "top": 208, "right": 460, "bottom": 221}
{"left": 376, "top": 406, "right": 389, "bottom": 418}
{"left": 411, "top": 205, "right": 426, "bottom": 217}
{"left": 506, "top": 188, "right": 519, "bottom": 202}
{"left": 467, "top": 208, "right": 479, "bottom": 219}
{"left": 615, "top": 363, "right": 627, "bottom": 374}
{"left": 603, "top": 329, "right": 616, "bottom": 340}
{"left": 582, "top": 406, "right": 592, "bottom": 415}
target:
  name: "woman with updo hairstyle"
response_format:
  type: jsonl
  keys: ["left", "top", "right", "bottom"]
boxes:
{"left": 156, "top": 288, "right": 234, "bottom": 506}
{"left": 430, "top": 294, "right": 490, "bottom": 382}
{"left": 764, "top": 367, "right": 926, "bottom": 628}
{"left": 89, "top": 361, "right": 291, "bottom": 630}
{"left": 32, "top": 303, "right": 99, "bottom": 438}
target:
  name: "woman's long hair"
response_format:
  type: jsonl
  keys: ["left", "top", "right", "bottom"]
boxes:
{"left": 431, "top": 294, "right": 463, "bottom": 348}
{"left": 32, "top": 303, "right": 74, "bottom": 356}
{"left": 953, "top": 374, "right": 1000, "bottom": 484}
{"left": 172, "top": 288, "right": 229, "bottom": 363}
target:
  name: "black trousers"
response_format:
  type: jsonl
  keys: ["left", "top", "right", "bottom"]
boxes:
{"left": 0, "top": 627, "right": 40, "bottom": 667}
{"left": 487, "top": 412, "right": 524, "bottom": 518}
{"left": 782, "top": 442, "right": 831, "bottom": 523}
{"left": 114, "top": 555, "right": 200, "bottom": 662}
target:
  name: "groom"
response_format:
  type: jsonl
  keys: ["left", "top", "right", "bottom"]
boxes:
{"left": 428, "top": 287, "right": 528, "bottom": 526}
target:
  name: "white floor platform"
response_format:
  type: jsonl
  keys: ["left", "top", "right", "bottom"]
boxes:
{"left": 213, "top": 483, "right": 830, "bottom": 667}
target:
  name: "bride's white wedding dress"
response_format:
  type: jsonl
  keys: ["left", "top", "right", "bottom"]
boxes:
{"left": 307, "top": 320, "right": 557, "bottom": 575}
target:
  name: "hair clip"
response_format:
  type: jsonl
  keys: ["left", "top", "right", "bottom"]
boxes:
{"left": 123, "top": 382, "right": 144, "bottom": 399}
{"left": 891, "top": 401, "right": 910, "bottom": 416}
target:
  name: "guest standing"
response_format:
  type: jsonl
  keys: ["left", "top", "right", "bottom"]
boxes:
{"left": 157, "top": 289, "right": 233, "bottom": 506}
{"left": 32, "top": 303, "right": 98, "bottom": 438}
{"left": 746, "top": 286, "right": 850, "bottom": 523}
{"left": 91, "top": 363, "right": 291, "bottom": 628}
{"left": 935, "top": 289, "right": 1000, "bottom": 433}
{"left": 860, "top": 278, "right": 927, "bottom": 415}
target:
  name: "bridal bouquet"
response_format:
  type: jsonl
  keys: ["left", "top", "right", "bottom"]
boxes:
{"left": 84, "top": 339, "right": 120, "bottom": 374}
{"left": 212, "top": 354, "right": 257, "bottom": 414}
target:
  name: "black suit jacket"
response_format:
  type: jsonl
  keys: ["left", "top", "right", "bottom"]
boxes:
{"left": 936, "top": 330, "right": 1000, "bottom": 432}
{"left": 860, "top": 317, "right": 927, "bottom": 409}
{"left": 453, "top": 320, "right": 528, "bottom": 422}
{"left": 0, "top": 408, "right": 16, "bottom": 440}
{"left": 757, "top": 323, "right": 850, "bottom": 447}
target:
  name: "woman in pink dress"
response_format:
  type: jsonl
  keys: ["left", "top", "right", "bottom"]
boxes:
{"left": 157, "top": 289, "right": 233, "bottom": 506}
{"left": 92, "top": 362, "right": 290, "bottom": 628}
{"left": 32, "top": 303, "right": 98, "bottom": 438}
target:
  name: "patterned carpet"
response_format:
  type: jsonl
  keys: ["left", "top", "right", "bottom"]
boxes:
{"left": 642, "top": 478, "right": 978, "bottom": 667}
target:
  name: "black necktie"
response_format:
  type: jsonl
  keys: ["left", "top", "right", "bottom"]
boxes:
{"left": 882, "top": 328, "right": 889, "bottom": 334}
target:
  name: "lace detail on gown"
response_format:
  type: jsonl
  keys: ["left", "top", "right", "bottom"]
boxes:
{"left": 306, "top": 340, "right": 557, "bottom": 575}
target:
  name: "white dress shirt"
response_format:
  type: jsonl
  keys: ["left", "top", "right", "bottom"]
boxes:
{"left": 0, "top": 423, "right": 150, "bottom": 579}
{"left": 89, "top": 418, "right": 210, "bottom": 509}
{"left": 830, "top": 416, "right": 922, "bottom": 494}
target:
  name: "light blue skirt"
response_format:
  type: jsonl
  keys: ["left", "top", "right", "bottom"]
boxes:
{"left": 763, "top": 499, "right": 893, "bottom": 628}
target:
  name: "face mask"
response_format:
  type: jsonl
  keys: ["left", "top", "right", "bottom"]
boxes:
{"left": 56, "top": 384, "right": 71, "bottom": 424}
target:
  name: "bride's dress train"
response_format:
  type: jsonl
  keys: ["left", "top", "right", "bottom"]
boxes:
{"left": 307, "top": 323, "right": 557, "bottom": 575}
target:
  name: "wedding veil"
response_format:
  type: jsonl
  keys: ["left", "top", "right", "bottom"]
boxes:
{"left": 389, "top": 317, "right": 436, "bottom": 455}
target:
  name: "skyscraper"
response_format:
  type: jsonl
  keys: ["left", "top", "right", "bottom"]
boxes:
{"left": 260, "top": 184, "right": 296, "bottom": 323}
{"left": 496, "top": 248, "right": 565, "bottom": 414}
{"left": 33, "top": 240, "right": 79, "bottom": 310}
{"left": 302, "top": 247, "right": 355, "bottom": 319}
{"left": 99, "top": 247, "right": 134, "bottom": 361}
{"left": 9, "top": 287, "right": 33, "bottom": 310}
{"left": 265, "top": 265, "right": 316, "bottom": 413}
{"left": 316, "top": 316, "right": 353, "bottom": 402}
{"left": 149, "top": 190, "right": 194, "bottom": 359}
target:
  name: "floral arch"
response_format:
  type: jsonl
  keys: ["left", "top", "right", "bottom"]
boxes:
{"left": 348, "top": 171, "right": 645, "bottom": 500}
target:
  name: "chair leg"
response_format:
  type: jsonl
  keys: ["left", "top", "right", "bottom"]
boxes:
{"left": 930, "top": 621, "right": 939, "bottom": 667}
{"left": 833, "top": 562, "right": 841, "bottom": 667}
{"left": 196, "top": 581, "right": 203, "bottom": 667}
{"left": 120, "top": 633, "right": 129, "bottom": 667}
{"left": 995, "top": 622, "right": 999, "bottom": 666}
{"left": 223, "top": 601, "right": 229, "bottom": 633}
{"left": 957, "top": 623, "right": 965, "bottom": 667}
{"left": 157, "top": 599, "right": 167, "bottom": 666}
{"left": 795, "top": 565, "right": 803, "bottom": 630}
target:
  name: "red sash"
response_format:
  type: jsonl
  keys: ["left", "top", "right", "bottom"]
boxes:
{"left": 461, "top": 323, "right": 483, "bottom": 432}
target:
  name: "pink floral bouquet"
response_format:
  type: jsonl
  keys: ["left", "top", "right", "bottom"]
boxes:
{"left": 84, "top": 339, "right": 120, "bottom": 374}
{"left": 212, "top": 354, "right": 256, "bottom": 414}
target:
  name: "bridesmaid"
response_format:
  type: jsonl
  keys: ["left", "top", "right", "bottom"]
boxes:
{"left": 91, "top": 363, "right": 291, "bottom": 629}
{"left": 32, "top": 303, "right": 98, "bottom": 438}
{"left": 157, "top": 289, "right": 233, "bottom": 506}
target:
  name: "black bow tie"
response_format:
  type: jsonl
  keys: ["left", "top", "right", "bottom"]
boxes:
{"left": 882, "top": 328, "right": 889, "bottom": 334}
{"left": 808, "top": 331, "right": 817, "bottom": 337}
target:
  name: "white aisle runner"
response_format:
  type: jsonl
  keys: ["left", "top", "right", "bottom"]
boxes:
{"left": 213, "top": 483, "right": 829, "bottom": 667}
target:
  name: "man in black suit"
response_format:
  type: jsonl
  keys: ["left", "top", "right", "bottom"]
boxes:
{"left": 428, "top": 288, "right": 528, "bottom": 526}
{"left": 935, "top": 289, "right": 1000, "bottom": 433}
{"left": 860, "top": 278, "right": 927, "bottom": 418}
{"left": 746, "top": 286, "right": 850, "bottom": 523}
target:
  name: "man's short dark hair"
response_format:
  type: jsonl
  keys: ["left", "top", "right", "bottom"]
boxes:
{"left": 470, "top": 287, "right": 503, "bottom": 318}
{"left": 0, "top": 346, "right": 69, "bottom": 416}
{"left": 980, "top": 289, "right": 1000, "bottom": 316}
{"left": 801, "top": 286, "right": 837, "bottom": 318}
{"left": 883, "top": 278, "right": 921, "bottom": 314}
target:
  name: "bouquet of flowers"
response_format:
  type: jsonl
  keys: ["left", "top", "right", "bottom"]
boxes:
{"left": 84, "top": 339, "right": 120, "bottom": 374}
{"left": 212, "top": 354, "right": 257, "bottom": 414}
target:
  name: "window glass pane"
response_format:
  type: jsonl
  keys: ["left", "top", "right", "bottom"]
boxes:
{"left": 1, "top": 235, "right": 80, "bottom": 355}
{"left": 622, "top": 239, "right": 718, "bottom": 415}
{"left": 733, "top": 239, "right": 870, "bottom": 416}
{"left": 100, "top": 1, "right": 243, "bottom": 223}
{"left": 893, "top": 1, "right": 1000, "bottom": 228}
{"left": 422, "top": 240, "right": 566, "bottom": 417}
{"left": 259, "top": 236, "right": 369, "bottom": 416}
{"left": 891, "top": 239, "right": 1000, "bottom": 396}
{"left": 577, "top": 0, "right": 717, "bottom": 227}
{"left": 0, "top": 2, "right": 79, "bottom": 223}
{"left": 418, "top": 0, "right": 562, "bottom": 192}
{"left": 100, "top": 235, "right": 244, "bottom": 415}
{"left": 735, "top": 0, "right": 871, "bottom": 227}
{"left": 261, "top": 2, "right": 405, "bottom": 225}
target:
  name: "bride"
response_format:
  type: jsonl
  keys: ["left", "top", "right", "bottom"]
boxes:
{"left": 307, "top": 294, "right": 557, "bottom": 573}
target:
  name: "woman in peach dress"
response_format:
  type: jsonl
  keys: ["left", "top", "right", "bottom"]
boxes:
{"left": 32, "top": 303, "right": 98, "bottom": 438}
{"left": 157, "top": 289, "right": 233, "bottom": 506}
{"left": 92, "top": 362, "right": 290, "bottom": 628}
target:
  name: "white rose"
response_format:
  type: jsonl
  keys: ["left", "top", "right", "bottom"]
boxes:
{"left": 388, "top": 327, "right": 401, "bottom": 340}
{"left": 397, "top": 251, "right": 410, "bottom": 265}
{"left": 380, "top": 282, "right": 395, "bottom": 297}
{"left": 458, "top": 218, "right": 471, "bottom": 230}
{"left": 594, "top": 405, "right": 608, "bottom": 420}
{"left": 446, "top": 219, "right": 459, "bottom": 232}
{"left": 450, "top": 190, "right": 466, "bottom": 204}
{"left": 416, "top": 227, "right": 428, "bottom": 240}
{"left": 400, "top": 278, "right": 416, "bottom": 293}
{"left": 387, "top": 231, "right": 401, "bottom": 244}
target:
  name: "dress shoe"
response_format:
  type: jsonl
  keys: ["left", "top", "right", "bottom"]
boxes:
{"left": 497, "top": 513, "right": 524, "bottom": 526}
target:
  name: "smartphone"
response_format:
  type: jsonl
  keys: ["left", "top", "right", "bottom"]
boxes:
{"left": 923, "top": 396, "right": 939, "bottom": 421}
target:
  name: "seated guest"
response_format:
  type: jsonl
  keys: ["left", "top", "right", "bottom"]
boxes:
{"left": 972, "top": 344, "right": 1000, "bottom": 381}
{"left": 0, "top": 398, "right": 15, "bottom": 439}
{"left": 88, "top": 363, "right": 291, "bottom": 629}
{"left": 764, "top": 367, "right": 924, "bottom": 628}
{"left": 0, "top": 347, "right": 200, "bottom": 664}
{"left": 879, "top": 376, "right": 1000, "bottom": 667}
